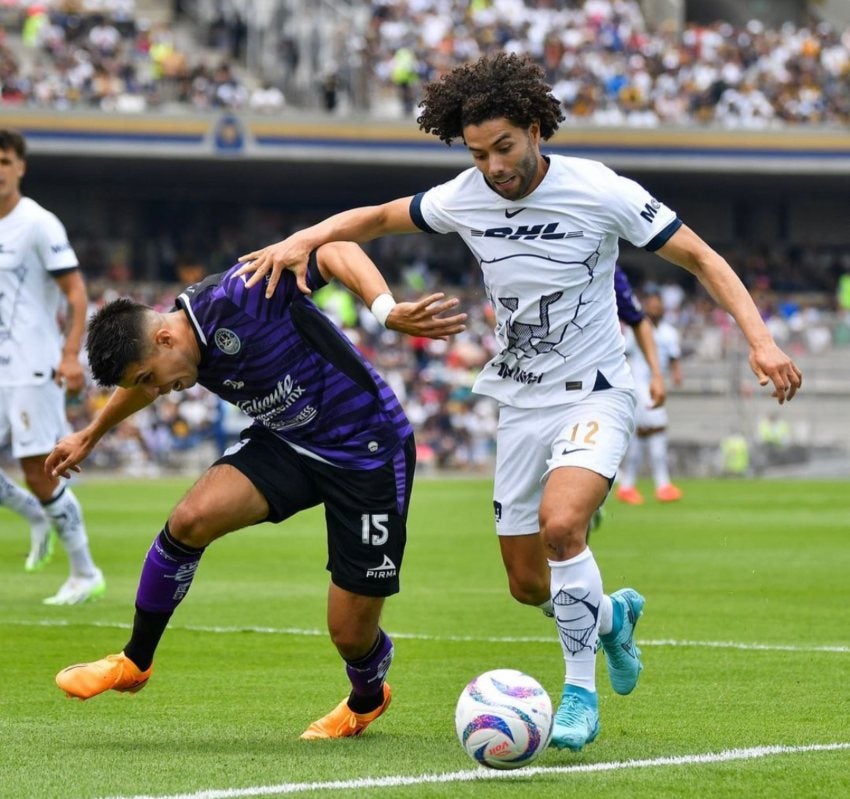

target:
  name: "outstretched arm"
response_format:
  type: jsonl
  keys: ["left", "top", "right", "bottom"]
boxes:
{"left": 314, "top": 242, "right": 466, "bottom": 339}
{"left": 54, "top": 270, "right": 88, "bottom": 394}
{"left": 46, "top": 387, "right": 155, "bottom": 478}
{"left": 657, "top": 224, "right": 802, "bottom": 404}
{"left": 237, "top": 197, "right": 418, "bottom": 298}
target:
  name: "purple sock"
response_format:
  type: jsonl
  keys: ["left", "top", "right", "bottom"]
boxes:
{"left": 346, "top": 628, "right": 394, "bottom": 699}
{"left": 135, "top": 527, "right": 204, "bottom": 614}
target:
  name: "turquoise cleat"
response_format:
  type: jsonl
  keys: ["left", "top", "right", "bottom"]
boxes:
{"left": 600, "top": 587, "right": 645, "bottom": 695}
{"left": 550, "top": 684, "right": 600, "bottom": 751}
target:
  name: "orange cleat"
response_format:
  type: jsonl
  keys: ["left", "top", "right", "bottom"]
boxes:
{"left": 655, "top": 484, "right": 683, "bottom": 502}
{"left": 300, "top": 683, "right": 392, "bottom": 740}
{"left": 615, "top": 486, "right": 645, "bottom": 505}
{"left": 56, "top": 652, "right": 152, "bottom": 700}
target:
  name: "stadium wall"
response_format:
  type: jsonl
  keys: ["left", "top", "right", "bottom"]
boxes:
{"left": 7, "top": 110, "right": 848, "bottom": 288}
{"left": 3, "top": 111, "right": 847, "bottom": 477}
{"left": 5, "top": 109, "right": 850, "bottom": 174}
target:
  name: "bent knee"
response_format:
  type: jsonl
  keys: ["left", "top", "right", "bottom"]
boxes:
{"left": 329, "top": 623, "right": 379, "bottom": 660}
{"left": 540, "top": 511, "right": 590, "bottom": 541}
{"left": 167, "top": 500, "right": 222, "bottom": 549}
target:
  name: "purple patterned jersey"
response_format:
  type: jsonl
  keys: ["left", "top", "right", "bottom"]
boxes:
{"left": 614, "top": 266, "right": 645, "bottom": 327}
{"left": 175, "top": 257, "right": 412, "bottom": 469}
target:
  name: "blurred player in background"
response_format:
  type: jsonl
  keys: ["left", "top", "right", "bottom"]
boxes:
{"left": 588, "top": 266, "right": 665, "bottom": 530}
{"left": 615, "top": 267, "right": 666, "bottom": 409}
{"left": 617, "top": 290, "right": 684, "bottom": 504}
{"left": 47, "top": 244, "right": 465, "bottom": 739}
{"left": 0, "top": 128, "right": 104, "bottom": 604}
{"left": 237, "top": 53, "right": 802, "bottom": 752}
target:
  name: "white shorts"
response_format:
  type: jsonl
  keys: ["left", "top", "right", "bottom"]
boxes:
{"left": 493, "top": 388, "right": 636, "bottom": 536}
{"left": 0, "top": 382, "right": 70, "bottom": 459}
{"left": 634, "top": 381, "right": 669, "bottom": 430}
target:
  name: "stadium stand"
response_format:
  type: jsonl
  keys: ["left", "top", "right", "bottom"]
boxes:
{"left": 0, "top": 0, "right": 848, "bottom": 122}
{"left": 0, "top": 0, "right": 847, "bottom": 477}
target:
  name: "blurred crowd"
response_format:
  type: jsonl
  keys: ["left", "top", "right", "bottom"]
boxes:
{"left": 367, "top": 0, "right": 850, "bottom": 126}
{"left": 0, "top": 0, "right": 848, "bottom": 125}
{"left": 0, "top": 0, "right": 277, "bottom": 112}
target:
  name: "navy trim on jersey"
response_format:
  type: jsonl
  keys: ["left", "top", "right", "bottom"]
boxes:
{"left": 644, "top": 218, "right": 683, "bottom": 252}
{"left": 409, "top": 193, "right": 438, "bottom": 233}
{"left": 49, "top": 266, "right": 80, "bottom": 279}
{"left": 592, "top": 370, "right": 613, "bottom": 391}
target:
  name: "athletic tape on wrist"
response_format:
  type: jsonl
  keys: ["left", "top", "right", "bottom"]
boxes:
{"left": 370, "top": 293, "right": 397, "bottom": 327}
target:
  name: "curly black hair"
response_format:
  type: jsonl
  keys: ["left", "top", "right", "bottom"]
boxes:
{"left": 86, "top": 297, "right": 153, "bottom": 387}
{"left": 417, "top": 52, "right": 564, "bottom": 145}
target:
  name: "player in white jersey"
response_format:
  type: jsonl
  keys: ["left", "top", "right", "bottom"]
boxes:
{"left": 236, "top": 53, "right": 802, "bottom": 752}
{"left": 617, "top": 292, "right": 684, "bottom": 504}
{"left": 0, "top": 128, "right": 104, "bottom": 604}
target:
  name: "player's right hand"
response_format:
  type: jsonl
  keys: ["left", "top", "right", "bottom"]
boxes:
{"left": 748, "top": 341, "right": 802, "bottom": 405}
{"left": 237, "top": 235, "right": 313, "bottom": 298}
{"left": 45, "top": 432, "right": 93, "bottom": 479}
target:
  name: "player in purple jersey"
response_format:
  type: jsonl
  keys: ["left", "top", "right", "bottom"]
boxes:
{"left": 235, "top": 54, "right": 801, "bottom": 752}
{"left": 46, "top": 241, "right": 465, "bottom": 740}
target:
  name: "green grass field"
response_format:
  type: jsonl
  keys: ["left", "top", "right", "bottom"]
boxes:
{"left": 2, "top": 477, "right": 849, "bottom": 799}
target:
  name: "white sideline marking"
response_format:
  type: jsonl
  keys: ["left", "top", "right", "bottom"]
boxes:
{"left": 97, "top": 743, "right": 850, "bottom": 799}
{"left": 7, "top": 619, "right": 850, "bottom": 654}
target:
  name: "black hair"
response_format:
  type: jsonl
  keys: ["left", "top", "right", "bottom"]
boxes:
{"left": 0, "top": 128, "right": 26, "bottom": 159}
{"left": 86, "top": 298, "right": 153, "bottom": 386}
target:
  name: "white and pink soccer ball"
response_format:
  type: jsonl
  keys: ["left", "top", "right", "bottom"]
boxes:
{"left": 455, "top": 668, "right": 553, "bottom": 769}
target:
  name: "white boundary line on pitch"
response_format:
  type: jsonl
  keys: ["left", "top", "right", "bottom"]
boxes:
{"left": 6, "top": 619, "right": 850, "bottom": 654}
{"left": 96, "top": 743, "right": 850, "bottom": 799}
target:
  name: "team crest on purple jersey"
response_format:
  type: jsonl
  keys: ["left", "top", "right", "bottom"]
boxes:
{"left": 214, "top": 328, "right": 241, "bottom": 355}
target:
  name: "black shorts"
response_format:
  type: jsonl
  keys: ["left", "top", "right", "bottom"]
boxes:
{"left": 215, "top": 426, "right": 415, "bottom": 597}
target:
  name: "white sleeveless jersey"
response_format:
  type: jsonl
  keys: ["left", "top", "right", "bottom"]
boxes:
{"left": 413, "top": 155, "right": 680, "bottom": 407}
{"left": 0, "top": 197, "right": 79, "bottom": 386}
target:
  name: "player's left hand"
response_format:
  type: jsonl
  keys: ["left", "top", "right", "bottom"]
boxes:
{"left": 387, "top": 293, "right": 467, "bottom": 339}
{"left": 237, "top": 235, "right": 313, "bottom": 298}
{"left": 55, "top": 355, "right": 85, "bottom": 394}
{"left": 748, "top": 342, "right": 802, "bottom": 405}
{"left": 648, "top": 373, "right": 666, "bottom": 408}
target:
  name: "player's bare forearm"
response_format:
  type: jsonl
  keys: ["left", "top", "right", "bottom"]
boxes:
{"left": 314, "top": 242, "right": 393, "bottom": 307}
{"left": 54, "top": 271, "right": 89, "bottom": 392}
{"left": 658, "top": 225, "right": 802, "bottom": 403}
{"left": 313, "top": 243, "right": 466, "bottom": 337}
{"left": 236, "top": 198, "right": 417, "bottom": 298}
{"left": 47, "top": 387, "right": 154, "bottom": 478}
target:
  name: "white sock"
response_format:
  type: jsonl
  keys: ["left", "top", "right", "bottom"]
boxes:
{"left": 549, "top": 547, "right": 602, "bottom": 692}
{"left": 0, "top": 469, "right": 50, "bottom": 525}
{"left": 598, "top": 594, "right": 614, "bottom": 636}
{"left": 43, "top": 484, "right": 97, "bottom": 578}
{"left": 648, "top": 431, "right": 671, "bottom": 487}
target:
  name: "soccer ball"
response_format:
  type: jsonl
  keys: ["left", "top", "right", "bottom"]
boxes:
{"left": 455, "top": 668, "right": 553, "bottom": 770}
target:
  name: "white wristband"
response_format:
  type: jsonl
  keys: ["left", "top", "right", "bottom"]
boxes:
{"left": 370, "top": 293, "right": 397, "bottom": 327}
